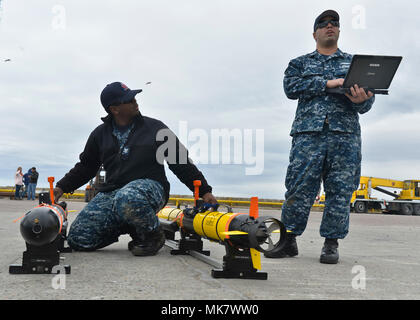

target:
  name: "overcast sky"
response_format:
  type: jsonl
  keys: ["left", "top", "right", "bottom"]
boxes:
{"left": 0, "top": 0, "right": 419, "bottom": 200}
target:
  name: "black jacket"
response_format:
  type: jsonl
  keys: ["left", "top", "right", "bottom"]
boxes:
{"left": 56, "top": 112, "right": 212, "bottom": 203}
{"left": 29, "top": 171, "right": 39, "bottom": 184}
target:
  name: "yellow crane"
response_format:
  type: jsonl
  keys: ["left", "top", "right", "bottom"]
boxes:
{"left": 351, "top": 176, "right": 420, "bottom": 215}
{"left": 319, "top": 176, "right": 420, "bottom": 215}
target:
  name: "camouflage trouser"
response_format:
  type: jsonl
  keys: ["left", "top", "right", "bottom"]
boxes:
{"left": 281, "top": 124, "right": 361, "bottom": 239}
{"left": 67, "top": 179, "right": 166, "bottom": 251}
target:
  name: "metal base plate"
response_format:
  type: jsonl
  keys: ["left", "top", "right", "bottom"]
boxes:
{"left": 211, "top": 269, "right": 268, "bottom": 280}
{"left": 9, "top": 263, "right": 71, "bottom": 274}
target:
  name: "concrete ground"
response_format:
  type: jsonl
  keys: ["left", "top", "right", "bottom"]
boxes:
{"left": 1, "top": 197, "right": 419, "bottom": 300}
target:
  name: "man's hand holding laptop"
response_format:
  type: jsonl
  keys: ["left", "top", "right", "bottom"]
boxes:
{"left": 327, "top": 78, "right": 374, "bottom": 104}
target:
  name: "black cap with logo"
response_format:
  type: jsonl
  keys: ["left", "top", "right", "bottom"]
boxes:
{"left": 100, "top": 82, "right": 142, "bottom": 113}
{"left": 314, "top": 10, "right": 340, "bottom": 32}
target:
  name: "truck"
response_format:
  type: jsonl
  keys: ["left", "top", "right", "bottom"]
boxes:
{"left": 319, "top": 176, "right": 420, "bottom": 215}
{"left": 84, "top": 166, "right": 105, "bottom": 202}
{"left": 351, "top": 176, "right": 420, "bottom": 215}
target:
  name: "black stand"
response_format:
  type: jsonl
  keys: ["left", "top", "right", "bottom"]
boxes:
{"left": 167, "top": 230, "right": 210, "bottom": 256}
{"left": 211, "top": 244, "right": 267, "bottom": 280}
{"left": 9, "top": 235, "right": 71, "bottom": 274}
{"left": 164, "top": 233, "right": 267, "bottom": 280}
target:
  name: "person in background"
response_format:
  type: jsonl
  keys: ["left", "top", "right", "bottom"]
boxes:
{"left": 14, "top": 167, "right": 24, "bottom": 200}
{"left": 22, "top": 169, "right": 31, "bottom": 198}
{"left": 27, "top": 167, "right": 39, "bottom": 201}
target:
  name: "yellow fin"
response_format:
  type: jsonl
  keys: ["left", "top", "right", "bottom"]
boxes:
{"left": 250, "top": 248, "right": 261, "bottom": 270}
{"left": 221, "top": 231, "right": 248, "bottom": 236}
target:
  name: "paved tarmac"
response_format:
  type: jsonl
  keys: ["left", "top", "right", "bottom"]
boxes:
{"left": 1, "top": 198, "right": 419, "bottom": 300}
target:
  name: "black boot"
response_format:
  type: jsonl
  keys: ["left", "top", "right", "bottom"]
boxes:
{"left": 128, "top": 226, "right": 166, "bottom": 256}
{"left": 264, "top": 233, "right": 298, "bottom": 258}
{"left": 320, "top": 238, "right": 339, "bottom": 264}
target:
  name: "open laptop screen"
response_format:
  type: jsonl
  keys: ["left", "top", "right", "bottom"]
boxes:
{"left": 343, "top": 55, "right": 402, "bottom": 89}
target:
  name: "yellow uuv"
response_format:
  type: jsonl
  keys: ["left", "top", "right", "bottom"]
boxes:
{"left": 157, "top": 181, "right": 286, "bottom": 278}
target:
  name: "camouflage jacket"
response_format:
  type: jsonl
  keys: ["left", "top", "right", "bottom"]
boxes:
{"left": 284, "top": 49, "right": 375, "bottom": 136}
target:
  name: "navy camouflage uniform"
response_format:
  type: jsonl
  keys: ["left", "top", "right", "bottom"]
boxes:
{"left": 282, "top": 49, "right": 375, "bottom": 239}
{"left": 67, "top": 122, "right": 165, "bottom": 251}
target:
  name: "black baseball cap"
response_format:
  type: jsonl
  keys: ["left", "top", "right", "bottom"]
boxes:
{"left": 100, "top": 82, "right": 142, "bottom": 112}
{"left": 314, "top": 10, "right": 340, "bottom": 32}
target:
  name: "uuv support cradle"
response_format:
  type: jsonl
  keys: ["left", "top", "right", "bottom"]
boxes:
{"left": 157, "top": 180, "right": 287, "bottom": 280}
{"left": 9, "top": 177, "right": 72, "bottom": 274}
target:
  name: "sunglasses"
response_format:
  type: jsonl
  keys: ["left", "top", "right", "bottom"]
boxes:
{"left": 113, "top": 98, "right": 136, "bottom": 107}
{"left": 316, "top": 19, "right": 340, "bottom": 30}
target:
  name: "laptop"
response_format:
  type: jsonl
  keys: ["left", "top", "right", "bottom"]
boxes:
{"left": 326, "top": 55, "right": 402, "bottom": 95}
